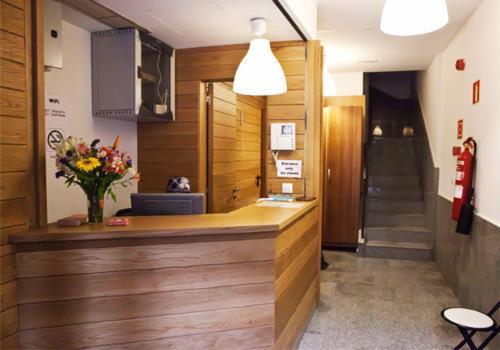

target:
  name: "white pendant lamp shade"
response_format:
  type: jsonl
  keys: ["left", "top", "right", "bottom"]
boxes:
{"left": 233, "top": 19, "right": 287, "bottom": 96}
{"left": 381, "top": 0, "right": 449, "bottom": 36}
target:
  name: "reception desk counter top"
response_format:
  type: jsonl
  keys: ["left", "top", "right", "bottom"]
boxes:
{"left": 10, "top": 201, "right": 317, "bottom": 243}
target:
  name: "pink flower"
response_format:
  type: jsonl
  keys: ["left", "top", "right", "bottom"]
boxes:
{"left": 77, "top": 143, "right": 89, "bottom": 155}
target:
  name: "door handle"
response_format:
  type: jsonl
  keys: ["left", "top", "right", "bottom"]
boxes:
{"left": 327, "top": 168, "right": 331, "bottom": 182}
{"left": 232, "top": 186, "right": 239, "bottom": 199}
{"left": 255, "top": 175, "right": 261, "bottom": 186}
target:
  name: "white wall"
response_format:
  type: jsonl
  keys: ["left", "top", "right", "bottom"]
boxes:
{"left": 45, "top": 21, "right": 137, "bottom": 223}
{"left": 416, "top": 53, "right": 444, "bottom": 166}
{"left": 331, "top": 72, "right": 363, "bottom": 96}
{"left": 416, "top": 0, "right": 500, "bottom": 225}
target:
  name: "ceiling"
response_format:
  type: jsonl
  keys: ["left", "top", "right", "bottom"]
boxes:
{"left": 95, "top": 0, "right": 300, "bottom": 49}
{"left": 317, "top": 0, "right": 482, "bottom": 73}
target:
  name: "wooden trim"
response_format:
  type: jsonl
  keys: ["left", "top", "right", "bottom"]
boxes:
{"left": 31, "top": 0, "right": 46, "bottom": 226}
{"left": 198, "top": 82, "right": 207, "bottom": 209}
{"left": 205, "top": 83, "right": 213, "bottom": 212}
{"left": 260, "top": 95, "right": 268, "bottom": 198}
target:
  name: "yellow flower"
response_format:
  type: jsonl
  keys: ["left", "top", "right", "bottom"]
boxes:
{"left": 75, "top": 157, "right": 100, "bottom": 172}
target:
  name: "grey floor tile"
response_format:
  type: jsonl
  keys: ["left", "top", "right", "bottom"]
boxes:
{"left": 298, "top": 251, "right": 465, "bottom": 350}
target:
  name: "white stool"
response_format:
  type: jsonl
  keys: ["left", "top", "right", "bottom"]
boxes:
{"left": 441, "top": 302, "right": 499, "bottom": 350}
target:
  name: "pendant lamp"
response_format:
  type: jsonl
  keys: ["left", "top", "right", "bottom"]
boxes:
{"left": 233, "top": 18, "right": 287, "bottom": 96}
{"left": 380, "top": 0, "right": 449, "bottom": 36}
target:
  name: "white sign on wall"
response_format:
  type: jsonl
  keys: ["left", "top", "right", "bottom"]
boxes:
{"left": 45, "top": 95, "right": 67, "bottom": 118}
{"left": 277, "top": 160, "right": 302, "bottom": 178}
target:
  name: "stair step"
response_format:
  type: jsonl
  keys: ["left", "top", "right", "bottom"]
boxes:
{"left": 368, "top": 176, "right": 419, "bottom": 187}
{"left": 369, "top": 164, "right": 418, "bottom": 176}
{"left": 371, "top": 137, "right": 414, "bottom": 144}
{"left": 369, "top": 139, "right": 415, "bottom": 158}
{"left": 368, "top": 160, "right": 417, "bottom": 168}
{"left": 366, "top": 199, "right": 424, "bottom": 213}
{"left": 365, "top": 226, "right": 430, "bottom": 243}
{"left": 366, "top": 212, "right": 426, "bottom": 227}
{"left": 367, "top": 187, "right": 422, "bottom": 200}
{"left": 362, "top": 240, "right": 432, "bottom": 261}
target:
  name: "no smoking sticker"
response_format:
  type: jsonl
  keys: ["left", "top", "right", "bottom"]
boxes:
{"left": 47, "top": 129, "right": 64, "bottom": 150}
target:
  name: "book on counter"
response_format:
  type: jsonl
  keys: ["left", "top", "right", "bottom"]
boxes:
{"left": 57, "top": 214, "right": 88, "bottom": 227}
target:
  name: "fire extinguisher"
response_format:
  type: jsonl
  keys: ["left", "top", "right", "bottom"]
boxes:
{"left": 451, "top": 137, "right": 476, "bottom": 221}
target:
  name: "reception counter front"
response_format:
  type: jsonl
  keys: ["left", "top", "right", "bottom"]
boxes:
{"left": 9, "top": 201, "right": 320, "bottom": 349}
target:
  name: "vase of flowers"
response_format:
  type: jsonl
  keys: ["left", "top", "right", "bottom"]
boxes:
{"left": 54, "top": 135, "right": 139, "bottom": 224}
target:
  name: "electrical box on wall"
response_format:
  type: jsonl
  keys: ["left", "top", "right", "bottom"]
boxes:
{"left": 44, "top": 0, "right": 63, "bottom": 70}
{"left": 271, "top": 123, "right": 296, "bottom": 150}
{"left": 91, "top": 28, "right": 174, "bottom": 122}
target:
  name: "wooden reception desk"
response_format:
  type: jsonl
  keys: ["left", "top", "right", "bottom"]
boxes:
{"left": 9, "top": 201, "right": 320, "bottom": 349}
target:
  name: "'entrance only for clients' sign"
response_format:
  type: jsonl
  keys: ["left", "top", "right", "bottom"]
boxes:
{"left": 276, "top": 160, "right": 302, "bottom": 178}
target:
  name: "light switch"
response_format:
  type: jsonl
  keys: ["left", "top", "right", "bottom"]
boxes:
{"left": 282, "top": 183, "right": 293, "bottom": 194}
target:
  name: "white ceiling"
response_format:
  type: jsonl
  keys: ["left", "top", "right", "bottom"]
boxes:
{"left": 95, "top": 0, "right": 300, "bottom": 49}
{"left": 318, "top": 0, "right": 482, "bottom": 73}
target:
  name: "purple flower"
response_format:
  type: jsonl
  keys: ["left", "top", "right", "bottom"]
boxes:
{"left": 66, "top": 150, "right": 73, "bottom": 157}
{"left": 55, "top": 170, "right": 65, "bottom": 178}
{"left": 59, "top": 158, "right": 68, "bottom": 164}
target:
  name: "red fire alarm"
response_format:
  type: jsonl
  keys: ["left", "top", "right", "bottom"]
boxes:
{"left": 457, "top": 119, "right": 463, "bottom": 139}
{"left": 473, "top": 80, "right": 480, "bottom": 104}
{"left": 455, "top": 59, "right": 465, "bottom": 71}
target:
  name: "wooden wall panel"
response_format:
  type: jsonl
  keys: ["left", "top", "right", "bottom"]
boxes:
{"left": 208, "top": 83, "right": 263, "bottom": 213}
{"left": 274, "top": 206, "right": 320, "bottom": 348}
{"left": 19, "top": 304, "right": 274, "bottom": 349}
{"left": 93, "top": 325, "right": 274, "bottom": 350}
{"left": 16, "top": 237, "right": 274, "bottom": 277}
{"left": 19, "top": 283, "right": 274, "bottom": 329}
{"left": 0, "top": 0, "right": 35, "bottom": 346}
{"left": 265, "top": 44, "right": 306, "bottom": 196}
{"left": 138, "top": 41, "right": 307, "bottom": 199}
{"left": 15, "top": 232, "right": 276, "bottom": 349}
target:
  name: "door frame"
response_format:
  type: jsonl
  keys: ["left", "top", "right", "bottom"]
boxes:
{"left": 205, "top": 83, "right": 214, "bottom": 213}
{"left": 31, "top": 0, "right": 47, "bottom": 226}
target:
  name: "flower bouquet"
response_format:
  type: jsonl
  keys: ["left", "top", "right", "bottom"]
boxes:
{"left": 54, "top": 136, "right": 139, "bottom": 223}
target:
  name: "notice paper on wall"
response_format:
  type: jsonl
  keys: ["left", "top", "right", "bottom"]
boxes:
{"left": 276, "top": 160, "right": 302, "bottom": 178}
{"left": 45, "top": 95, "right": 67, "bottom": 118}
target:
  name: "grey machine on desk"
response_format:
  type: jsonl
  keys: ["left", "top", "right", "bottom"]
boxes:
{"left": 131, "top": 193, "right": 205, "bottom": 215}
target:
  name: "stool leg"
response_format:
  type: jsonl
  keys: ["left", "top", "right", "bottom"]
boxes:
{"left": 478, "top": 326, "right": 499, "bottom": 350}
{"left": 458, "top": 327, "right": 478, "bottom": 350}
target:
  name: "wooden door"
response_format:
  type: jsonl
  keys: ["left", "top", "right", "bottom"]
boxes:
{"left": 207, "top": 83, "right": 263, "bottom": 213}
{"left": 323, "top": 106, "right": 363, "bottom": 246}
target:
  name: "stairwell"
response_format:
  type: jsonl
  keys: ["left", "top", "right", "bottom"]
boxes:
{"left": 361, "top": 137, "right": 432, "bottom": 261}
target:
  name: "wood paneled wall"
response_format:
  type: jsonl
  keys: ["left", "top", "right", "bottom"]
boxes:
{"left": 138, "top": 41, "right": 308, "bottom": 197}
{"left": 275, "top": 206, "right": 320, "bottom": 348}
{"left": 209, "top": 82, "right": 264, "bottom": 213}
{"left": 14, "top": 234, "right": 276, "bottom": 348}
{"left": 0, "top": 0, "right": 34, "bottom": 347}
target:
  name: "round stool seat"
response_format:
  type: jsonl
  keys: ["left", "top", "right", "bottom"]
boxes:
{"left": 442, "top": 307, "right": 496, "bottom": 330}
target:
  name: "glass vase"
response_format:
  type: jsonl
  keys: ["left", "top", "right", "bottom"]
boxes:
{"left": 87, "top": 192, "right": 104, "bottom": 224}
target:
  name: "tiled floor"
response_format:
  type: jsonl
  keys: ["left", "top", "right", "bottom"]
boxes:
{"left": 298, "top": 251, "right": 464, "bottom": 350}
